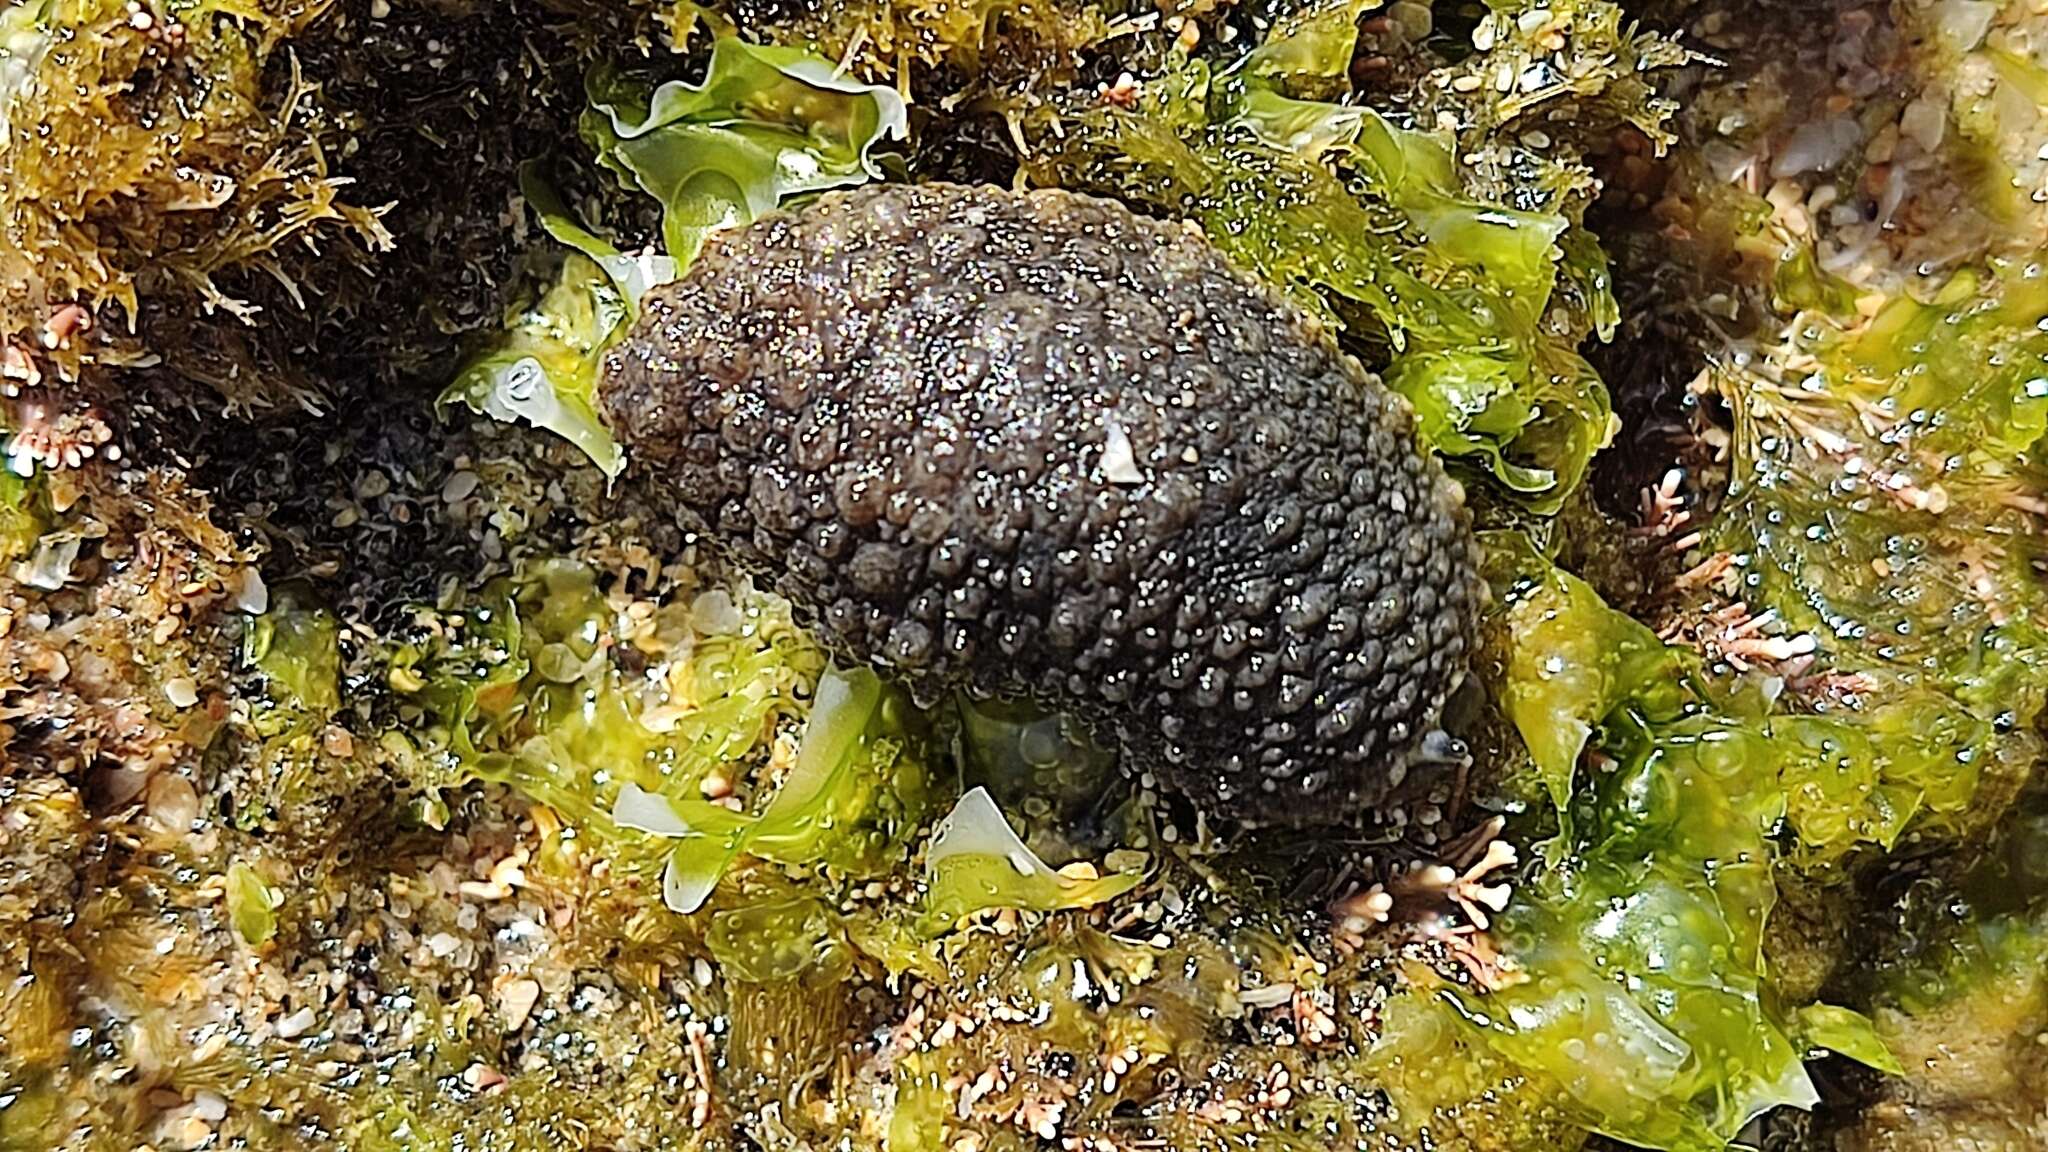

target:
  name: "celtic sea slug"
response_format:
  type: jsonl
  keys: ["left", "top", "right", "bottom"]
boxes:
{"left": 600, "top": 183, "right": 1483, "bottom": 825}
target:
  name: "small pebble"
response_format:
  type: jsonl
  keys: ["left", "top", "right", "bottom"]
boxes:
{"left": 690, "top": 589, "right": 743, "bottom": 635}
{"left": 497, "top": 977, "right": 541, "bottom": 1031}
{"left": 275, "top": 1006, "right": 318, "bottom": 1039}
{"left": 441, "top": 470, "right": 479, "bottom": 503}
{"left": 146, "top": 773, "right": 200, "bottom": 832}
{"left": 234, "top": 566, "right": 269, "bottom": 614}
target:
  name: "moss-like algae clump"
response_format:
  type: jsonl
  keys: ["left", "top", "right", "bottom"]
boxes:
{"left": 0, "top": 0, "right": 388, "bottom": 399}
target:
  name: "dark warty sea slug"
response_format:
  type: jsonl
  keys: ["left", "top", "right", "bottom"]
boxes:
{"left": 600, "top": 182, "right": 1483, "bottom": 826}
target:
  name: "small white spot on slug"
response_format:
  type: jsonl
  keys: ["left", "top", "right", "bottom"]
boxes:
{"left": 1101, "top": 420, "right": 1143, "bottom": 485}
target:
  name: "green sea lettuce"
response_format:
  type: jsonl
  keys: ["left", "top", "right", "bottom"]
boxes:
{"left": 1026, "top": 0, "right": 1625, "bottom": 512}
{"left": 1370, "top": 537, "right": 1902, "bottom": 1152}
{"left": 1709, "top": 257, "right": 2048, "bottom": 858}
{"left": 581, "top": 37, "right": 906, "bottom": 266}
{"left": 387, "top": 562, "right": 933, "bottom": 921}
{"left": 446, "top": 36, "right": 904, "bottom": 474}
{"left": 611, "top": 665, "right": 930, "bottom": 914}
{"left": 920, "top": 786, "right": 1143, "bottom": 929}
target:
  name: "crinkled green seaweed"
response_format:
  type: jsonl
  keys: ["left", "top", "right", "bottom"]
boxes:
{"left": 1024, "top": 0, "right": 1661, "bottom": 513}
{"left": 581, "top": 38, "right": 907, "bottom": 266}
{"left": 1419, "top": 287, "right": 2047, "bottom": 1140}
{"left": 1374, "top": 534, "right": 1885, "bottom": 1152}
{"left": 383, "top": 558, "right": 1138, "bottom": 960}
{"left": 0, "top": 467, "right": 45, "bottom": 566}
{"left": 1706, "top": 257, "right": 2048, "bottom": 861}
{"left": 444, "top": 37, "right": 904, "bottom": 475}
